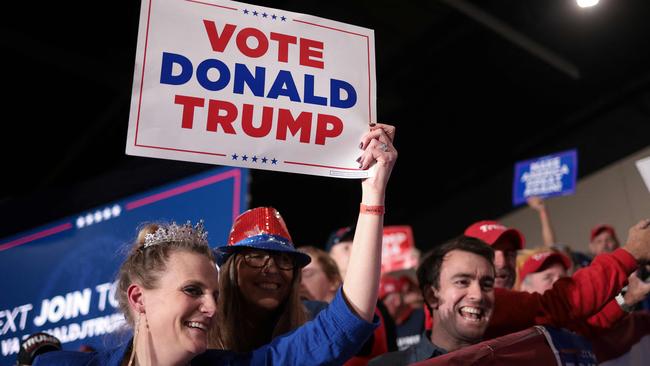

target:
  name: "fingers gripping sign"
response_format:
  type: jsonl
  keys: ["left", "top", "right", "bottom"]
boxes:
{"left": 357, "top": 123, "right": 398, "bottom": 194}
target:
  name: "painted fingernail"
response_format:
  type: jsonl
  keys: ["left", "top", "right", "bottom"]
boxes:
{"left": 359, "top": 142, "right": 364, "bottom": 149}
{"left": 369, "top": 122, "right": 377, "bottom": 127}
{"left": 356, "top": 156, "right": 362, "bottom": 163}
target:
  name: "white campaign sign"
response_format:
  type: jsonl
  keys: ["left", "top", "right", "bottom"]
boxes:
{"left": 126, "top": 0, "right": 376, "bottom": 178}
{"left": 636, "top": 156, "right": 650, "bottom": 193}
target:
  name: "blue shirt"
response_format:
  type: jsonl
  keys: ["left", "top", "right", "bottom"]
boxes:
{"left": 34, "top": 288, "right": 377, "bottom": 366}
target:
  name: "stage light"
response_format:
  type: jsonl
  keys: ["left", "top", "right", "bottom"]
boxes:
{"left": 577, "top": 0, "right": 599, "bottom": 8}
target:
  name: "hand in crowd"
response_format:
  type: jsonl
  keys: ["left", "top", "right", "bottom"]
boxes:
{"left": 622, "top": 219, "right": 650, "bottom": 262}
{"left": 526, "top": 196, "right": 545, "bottom": 212}
{"left": 623, "top": 267, "right": 650, "bottom": 306}
{"left": 358, "top": 123, "right": 397, "bottom": 198}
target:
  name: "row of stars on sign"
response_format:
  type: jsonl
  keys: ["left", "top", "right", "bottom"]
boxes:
{"left": 231, "top": 153, "right": 278, "bottom": 164}
{"left": 76, "top": 205, "right": 122, "bottom": 229}
{"left": 242, "top": 9, "right": 287, "bottom": 21}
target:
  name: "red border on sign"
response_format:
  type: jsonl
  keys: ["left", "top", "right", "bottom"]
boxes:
{"left": 132, "top": 0, "right": 373, "bottom": 171}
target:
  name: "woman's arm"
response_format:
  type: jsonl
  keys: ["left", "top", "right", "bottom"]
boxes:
{"left": 343, "top": 123, "right": 397, "bottom": 322}
{"left": 195, "top": 124, "right": 398, "bottom": 366}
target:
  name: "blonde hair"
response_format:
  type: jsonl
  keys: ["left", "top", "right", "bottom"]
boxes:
{"left": 514, "top": 247, "right": 569, "bottom": 290}
{"left": 116, "top": 223, "right": 215, "bottom": 326}
{"left": 211, "top": 252, "right": 308, "bottom": 352}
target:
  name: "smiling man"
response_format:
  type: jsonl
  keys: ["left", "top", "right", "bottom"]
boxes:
{"left": 370, "top": 219, "right": 650, "bottom": 365}
{"left": 369, "top": 236, "right": 495, "bottom": 365}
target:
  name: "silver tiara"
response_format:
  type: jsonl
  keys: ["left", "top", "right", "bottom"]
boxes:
{"left": 143, "top": 220, "right": 209, "bottom": 249}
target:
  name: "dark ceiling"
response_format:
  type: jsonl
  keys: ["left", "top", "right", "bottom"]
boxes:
{"left": 2, "top": 0, "right": 650, "bottom": 251}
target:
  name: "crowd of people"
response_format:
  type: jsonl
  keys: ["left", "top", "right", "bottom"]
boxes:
{"left": 17, "top": 123, "right": 650, "bottom": 365}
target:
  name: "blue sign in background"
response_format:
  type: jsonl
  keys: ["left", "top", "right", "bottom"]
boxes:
{"left": 513, "top": 149, "right": 578, "bottom": 206}
{"left": 0, "top": 167, "right": 247, "bottom": 365}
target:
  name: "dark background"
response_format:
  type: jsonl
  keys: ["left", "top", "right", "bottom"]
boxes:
{"left": 2, "top": 0, "right": 650, "bottom": 251}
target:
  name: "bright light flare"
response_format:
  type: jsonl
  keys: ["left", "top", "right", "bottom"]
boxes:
{"left": 577, "top": 0, "right": 599, "bottom": 8}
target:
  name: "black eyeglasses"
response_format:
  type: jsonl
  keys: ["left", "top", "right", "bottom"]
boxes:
{"left": 242, "top": 250, "right": 295, "bottom": 270}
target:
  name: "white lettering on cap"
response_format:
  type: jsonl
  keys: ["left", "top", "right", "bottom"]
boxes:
{"left": 479, "top": 224, "right": 507, "bottom": 233}
{"left": 532, "top": 252, "right": 552, "bottom": 262}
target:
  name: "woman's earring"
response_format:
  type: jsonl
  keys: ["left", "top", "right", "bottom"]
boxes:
{"left": 127, "top": 312, "right": 141, "bottom": 366}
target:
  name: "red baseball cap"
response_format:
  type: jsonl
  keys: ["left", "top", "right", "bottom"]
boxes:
{"left": 519, "top": 250, "right": 572, "bottom": 281}
{"left": 464, "top": 220, "right": 525, "bottom": 250}
{"left": 590, "top": 224, "right": 618, "bottom": 242}
{"left": 378, "top": 276, "right": 405, "bottom": 299}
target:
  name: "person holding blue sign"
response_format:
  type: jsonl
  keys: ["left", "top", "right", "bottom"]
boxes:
{"left": 35, "top": 123, "right": 397, "bottom": 366}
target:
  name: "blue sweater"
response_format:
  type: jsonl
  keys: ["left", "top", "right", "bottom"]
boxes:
{"left": 34, "top": 289, "right": 377, "bottom": 366}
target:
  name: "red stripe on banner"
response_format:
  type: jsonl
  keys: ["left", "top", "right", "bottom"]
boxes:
{"left": 184, "top": 0, "right": 238, "bottom": 10}
{"left": 284, "top": 161, "right": 361, "bottom": 170}
{"left": 126, "top": 169, "right": 241, "bottom": 211}
{"left": 0, "top": 223, "right": 73, "bottom": 252}
{"left": 230, "top": 168, "right": 241, "bottom": 220}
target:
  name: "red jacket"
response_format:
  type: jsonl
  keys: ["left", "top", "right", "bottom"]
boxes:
{"left": 412, "top": 327, "right": 557, "bottom": 366}
{"left": 485, "top": 248, "right": 637, "bottom": 339}
{"left": 590, "top": 310, "right": 650, "bottom": 362}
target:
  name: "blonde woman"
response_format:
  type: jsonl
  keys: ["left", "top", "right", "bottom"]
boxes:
{"left": 37, "top": 123, "right": 398, "bottom": 365}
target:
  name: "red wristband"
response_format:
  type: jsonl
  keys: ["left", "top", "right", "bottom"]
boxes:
{"left": 360, "top": 204, "right": 385, "bottom": 215}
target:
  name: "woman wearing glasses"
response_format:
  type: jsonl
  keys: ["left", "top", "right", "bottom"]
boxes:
{"left": 212, "top": 207, "right": 313, "bottom": 352}
{"left": 210, "top": 123, "right": 397, "bottom": 359}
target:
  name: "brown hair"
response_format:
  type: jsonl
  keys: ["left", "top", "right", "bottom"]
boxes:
{"left": 212, "top": 252, "right": 308, "bottom": 352}
{"left": 417, "top": 235, "right": 495, "bottom": 314}
{"left": 298, "top": 246, "right": 342, "bottom": 285}
{"left": 116, "top": 223, "right": 215, "bottom": 326}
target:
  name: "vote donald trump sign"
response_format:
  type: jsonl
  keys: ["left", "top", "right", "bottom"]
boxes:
{"left": 126, "top": 0, "right": 376, "bottom": 178}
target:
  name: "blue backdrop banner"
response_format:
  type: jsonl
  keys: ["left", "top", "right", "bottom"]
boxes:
{"left": 0, "top": 167, "right": 247, "bottom": 365}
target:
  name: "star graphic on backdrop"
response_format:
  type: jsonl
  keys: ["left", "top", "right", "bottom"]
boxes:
{"left": 252, "top": 156, "right": 258, "bottom": 162}
{"left": 262, "top": 12, "right": 268, "bottom": 18}
{"left": 271, "top": 158, "right": 278, "bottom": 164}
{"left": 281, "top": 16, "right": 286, "bottom": 21}
{"left": 261, "top": 157, "right": 268, "bottom": 163}
{"left": 253, "top": 10, "right": 258, "bottom": 16}
{"left": 243, "top": 9, "right": 249, "bottom": 14}
{"left": 242, "top": 155, "right": 248, "bottom": 161}
{"left": 231, "top": 153, "right": 238, "bottom": 160}
{"left": 272, "top": 14, "right": 277, "bottom": 20}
